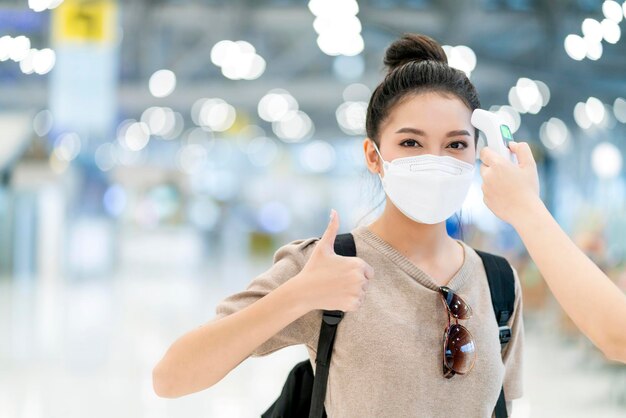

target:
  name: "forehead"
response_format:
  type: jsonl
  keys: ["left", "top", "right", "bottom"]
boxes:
{"left": 381, "top": 91, "right": 473, "bottom": 134}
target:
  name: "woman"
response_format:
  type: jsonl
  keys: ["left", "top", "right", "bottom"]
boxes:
{"left": 152, "top": 33, "right": 524, "bottom": 417}
{"left": 481, "top": 141, "right": 626, "bottom": 364}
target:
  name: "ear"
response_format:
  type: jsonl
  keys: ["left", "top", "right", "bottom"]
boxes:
{"left": 363, "top": 138, "right": 382, "bottom": 175}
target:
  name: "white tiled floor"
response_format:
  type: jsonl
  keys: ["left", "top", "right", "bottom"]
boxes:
{"left": 1, "top": 262, "right": 625, "bottom": 418}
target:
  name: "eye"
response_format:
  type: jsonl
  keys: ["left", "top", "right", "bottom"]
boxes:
{"left": 400, "top": 139, "right": 422, "bottom": 148}
{"left": 448, "top": 141, "right": 468, "bottom": 150}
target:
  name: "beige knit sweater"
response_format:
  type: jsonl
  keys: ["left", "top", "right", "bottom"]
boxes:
{"left": 215, "top": 224, "right": 524, "bottom": 417}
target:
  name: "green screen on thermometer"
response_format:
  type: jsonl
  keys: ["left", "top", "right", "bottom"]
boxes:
{"left": 500, "top": 124, "right": 513, "bottom": 144}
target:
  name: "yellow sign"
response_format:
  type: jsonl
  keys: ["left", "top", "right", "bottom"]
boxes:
{"left": 52, "top": 0, "right": 117, "bottom": 44}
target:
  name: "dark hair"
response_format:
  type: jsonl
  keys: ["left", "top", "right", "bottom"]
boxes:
{"left": 365, "top": 33, "right": 481, "bottom": 146}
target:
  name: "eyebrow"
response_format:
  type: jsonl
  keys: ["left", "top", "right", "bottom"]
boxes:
{"left": 395, "top": 127, "right": 471, "bottom": 137}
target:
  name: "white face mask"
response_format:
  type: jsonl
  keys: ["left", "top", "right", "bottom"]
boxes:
{"left": 372, "top": 142, "right": 475, "bottom": 224}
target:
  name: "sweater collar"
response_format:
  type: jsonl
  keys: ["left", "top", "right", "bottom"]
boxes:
{"left": 351, "top": 224, "right": 478, "bottom": 292}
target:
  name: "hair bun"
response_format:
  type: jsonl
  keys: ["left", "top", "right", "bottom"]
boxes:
{"left": 383, "top": 33, "right": 448, "bottom": 73}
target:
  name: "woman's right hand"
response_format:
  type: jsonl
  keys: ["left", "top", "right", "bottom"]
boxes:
{"left": 152, "top": 210, "right": 368, "bottom": 397}
{"left": 291, "top": 209, "right": 374, "bottom": 313}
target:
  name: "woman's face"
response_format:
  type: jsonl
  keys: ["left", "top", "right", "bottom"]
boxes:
{"left": 364, "top": 91, "right": 476, "bottom": 174}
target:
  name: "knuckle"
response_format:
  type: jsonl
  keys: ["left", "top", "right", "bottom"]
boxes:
{"left": 357, "top": 258, "right": 368, "bottom": 269}
{"left": 349, "top": 268, "right": 360, "bottom": 280}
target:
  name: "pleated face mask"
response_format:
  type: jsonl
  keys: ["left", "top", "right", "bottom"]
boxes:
{"left": 373, "top": 142, "right": 475, "bottom": 224}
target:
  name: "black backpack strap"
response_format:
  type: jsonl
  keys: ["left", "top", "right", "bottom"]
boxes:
{"left": 309, "top": 233, "right": 356, "bottom": 418}
{"left": 474, "top": 250, "right": 515, "bottom": 348}
{"left": 474, "top": 249, "right": 516, "bottom": 418}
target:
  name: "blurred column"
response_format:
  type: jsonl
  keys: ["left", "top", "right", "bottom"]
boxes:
{"left": 0, "top": 181, "right": 13, "bottom": 279}
{"left": 0, "top": 113, "right": 35, "bottom": 280}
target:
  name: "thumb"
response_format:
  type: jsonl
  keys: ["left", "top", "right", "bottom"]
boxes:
{"left": 318, "top": 209, "right": 339, "bottom": 254}
{"left": 509, "top": 141, "right": 536, "bottom": 167}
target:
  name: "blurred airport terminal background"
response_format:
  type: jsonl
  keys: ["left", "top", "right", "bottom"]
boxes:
{"left": 1, "top": 0, "right": 626, "bottom": 417}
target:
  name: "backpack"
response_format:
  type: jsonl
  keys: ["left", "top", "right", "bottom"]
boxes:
{"left": 262, "top": 233, "right": 515, "bottom": 418}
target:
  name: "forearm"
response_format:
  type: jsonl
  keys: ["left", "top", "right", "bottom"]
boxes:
{"left": 153, "top": 275, "right": 311, "bottom": 397}
{"left": 513, "top": 199, "right": 626, "bottom": 362}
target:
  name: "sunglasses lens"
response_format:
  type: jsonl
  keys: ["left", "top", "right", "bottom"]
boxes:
{"left": 439, "top": 287, "right": 472, "bottom": 319}
{"left": 443, "top": 324, "right": 476, "bottom": 374}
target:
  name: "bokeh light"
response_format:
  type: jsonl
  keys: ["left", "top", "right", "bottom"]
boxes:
{"left": 149, "top": 69, "right": 176, "bottom": 98}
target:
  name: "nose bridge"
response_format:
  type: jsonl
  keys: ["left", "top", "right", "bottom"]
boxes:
{"left": 424, "top": 142, "right": 444, "bottom": 156}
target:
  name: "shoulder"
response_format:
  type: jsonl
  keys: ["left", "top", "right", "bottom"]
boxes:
{"left": 272, "top": 235, "right": 321, "bottom": 266}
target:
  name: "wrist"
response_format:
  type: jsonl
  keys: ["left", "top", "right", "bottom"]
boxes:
{"left": 278, "top": 272, "right": 314, "bottom": 317}
{"left": 510, "top": 196, "right": 549, "bottom": 232}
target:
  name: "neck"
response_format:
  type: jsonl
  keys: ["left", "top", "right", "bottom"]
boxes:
{"left": 367, "top": 199, "right": 454, "bottom": 262}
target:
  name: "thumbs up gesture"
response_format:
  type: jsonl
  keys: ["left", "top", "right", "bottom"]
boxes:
{"left": 292, "top": 209, "right": 374, "bottom": 313}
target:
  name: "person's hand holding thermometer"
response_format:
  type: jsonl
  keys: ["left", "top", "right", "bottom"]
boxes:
{"left": 471, "top": 108, "right": 541, "bottom": 224}
{"left": 474, "top": 109, "right": 626, "bottom": 364}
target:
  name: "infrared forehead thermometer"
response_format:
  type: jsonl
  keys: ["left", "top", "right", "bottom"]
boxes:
{"left": 471, "top": 109, "right": 517, "bottom": 164}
